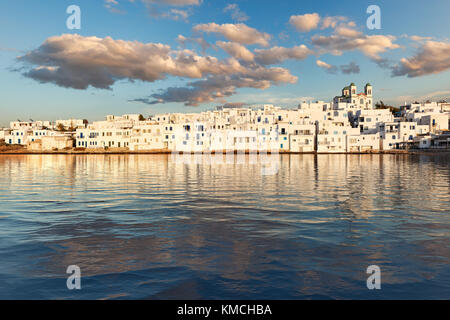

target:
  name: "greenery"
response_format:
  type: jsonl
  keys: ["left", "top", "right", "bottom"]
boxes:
{"left": 56, "top": 123, "right": 66, "bottom": 131}
{"left": 375, "top": 100, "right": 400, "bottom": 113}
{"left": 139, "top": 114, "right": 145, "bottom": 121}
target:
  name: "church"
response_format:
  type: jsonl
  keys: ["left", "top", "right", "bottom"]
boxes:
{"left": 333, "top": 83, "right": 373, "bottom": 109}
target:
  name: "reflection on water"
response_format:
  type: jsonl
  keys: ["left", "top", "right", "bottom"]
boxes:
{"left": 0, "top": 154, "right": 449, "bottom": 299}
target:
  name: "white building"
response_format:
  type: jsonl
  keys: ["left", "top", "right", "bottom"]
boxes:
{"left": 55, "top": 119, "right": 88, "bottom": 130}
{"left": 334, "top": 83, "right": 373, "bottom": 110}
{"left": 5, "top": 82, "right": 447, "bottom": 153}
{"left": 28, "top": 135, "right": 74, "bottom": 151}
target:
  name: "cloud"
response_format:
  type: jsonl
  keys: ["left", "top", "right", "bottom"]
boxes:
{"left": 392, "top": 41, "right": 450, "bottom": 77}
{"left": 316, "top": 60, "right": 338, "bottom": 74}
{"left": 289, "top": 16, "right": 398, "bottom": 68}
{"left": 254, "top": 45, "right": 313, "bottom": 65}
{"left": 409, "top": 35, "right": 433, "bottom": 42}
{"left": 167, "top": 8, "right": 189, "bottom": 20}
{"left": 140, "top": 0, "right": 200, "bottom": 6}
{"left": 223, "top": 3, "right": 249, "bottom": 22}
{"left": 0, "top": 46, "right": 20, "bottom": 52}
{"left": 222, "top": 102, "right": 248, "bottom": 108}
{"left": 321, "top": 16, "right": 347, "bottom": 29}
{"left": 147, "top": 5, "right": 191, "bottom": 20}
{"left": 235, "top": 93, "right": 316, "bottom": 105}
{"left": 340, "top": 61, "right": 360, "bottom": 74}
{"left": 420, "top": 90, "right": 450, "bottom": 100}
{"left": 136, "top": 66, "right": 297, "bottom": 106}
{"left": 104, "top": 0, "right": 127, "bottom": 14}
{"left": 106, "top": 0, "right": 200, "bottom": 20}
{"left": 289, "top": 13, "right": 348, "bottom": 32}
{"left": 311, "top": 26, "right": 400, "bottom": 62}
{"left": 216, "top": 41, "right": 254, "bottom": 62}
{"left": 193, "top": 23, "right": 271, "bottom": 47}
{"left": 19, "top": 34, "right": 297, "bottom": 106}
{"left": 316, "top": 60, "right": 360, "bottom": 75}
{"left": 289, "top": 13, "right": 320, "bottom": 32}
{"left": 177, "top": 34, "right": 210, "bottom": 52}
{"left": 17, "top": 34, "right": 252, "bottom": 89}
{"left": 385, "top": 90, "right": 450, "bottom": 105}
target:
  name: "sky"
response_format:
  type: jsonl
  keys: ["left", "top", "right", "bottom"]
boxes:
{"left": 1, "top": 0, "right": 450, "bottom": 126}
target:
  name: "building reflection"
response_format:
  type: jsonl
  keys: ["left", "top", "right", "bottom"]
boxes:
{"left": 0, "top": 154, "right": 449, "bottom": 298}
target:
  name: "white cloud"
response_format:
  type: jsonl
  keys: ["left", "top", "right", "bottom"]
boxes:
{"left": 316, "top": 60, "right": 360, "bottom": 75}
{"left": 321, "top": 16, "right": 347, "bottom": 29}
{"left": 177, "top": 34, "right": 210, "bottom": 52}
{"left": 193, "top": 23, "right": 271, "bottom": 46}
{"left": 409, "top": 35, "right": 433, "bottom": 42}
{"left": 289, "top": 13, "right": 320, "bottom": 32}
{"left": 223, "top": 3, "right": 249, "bottom": 22}
{"left": 316, "top": 60, "right": 337, "bottom": 74}
{"left": 254, "top": 45, "right": 313, "bottom": 65}
{"left": 18, "top": 34, "right": 243, "bottom": 89}
{"left": 311, "top": 27, "right": 400, "bottom": 61}
{"left": 289, "top": 13, "right": 348, "bottom": 32}
{"left": 19, "top": 34, "right": 297, "bottom": 106}
{"left": 392, "top": 41, "right": 450, "bottom": 77}
{"left": 216, "top": 41, "right": 254, "bottom": 62}
{"left": 136, "top": 66, "right": 297, "bottom": 106}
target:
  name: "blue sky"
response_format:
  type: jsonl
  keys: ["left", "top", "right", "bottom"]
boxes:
{"left": 1, "top": 0, "right": 450, "bottom": 126}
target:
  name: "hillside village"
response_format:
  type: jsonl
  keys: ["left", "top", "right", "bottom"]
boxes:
{"left": 1, "top": 83, "right": 450, "bottom": 153}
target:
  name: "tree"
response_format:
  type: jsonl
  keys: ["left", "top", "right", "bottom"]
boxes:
{"left": 375, "top": 100, "right": 399, "bottom": 113}
{"left": 375, "top": 101, "right": 387, "bottom": 109}
{"left": 56, "top": 123, "right": 66, "bottom": 131}
{"left": 139, "top": 114, "right": 145, "bottom": 121}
